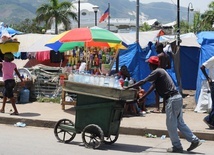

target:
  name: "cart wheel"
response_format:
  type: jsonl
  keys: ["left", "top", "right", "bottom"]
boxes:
{"left": 104, "top": 134, "right": 119, "bottom": 144}
{"left": 54, "top": 119, "right": 76, "bottom": 143}
{"left": 82, "top": 124, "right": 104, "bottom": 149}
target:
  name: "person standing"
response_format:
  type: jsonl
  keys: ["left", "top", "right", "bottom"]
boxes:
{"left": 200, "top": 56, "right": 214, "bottom": 129}
{"left": 126, "top": 56, "right": 202, "bottom": 153}
{"left": 153, "top": 43, "right": 171, "bottom": 113}
{"left": 0, "top": 52, "right": 24, "bottom": 115}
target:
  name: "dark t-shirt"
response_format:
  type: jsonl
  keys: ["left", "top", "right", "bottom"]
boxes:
{"left": 140, "top": 68, "right": 177, "bottom": 98}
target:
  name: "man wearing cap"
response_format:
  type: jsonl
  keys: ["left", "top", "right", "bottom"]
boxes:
{"left": 154, "top": 43, "right": 171, "bottom": 113}
{"left": 126, "top": 56, "right": 202, "bottom": 153}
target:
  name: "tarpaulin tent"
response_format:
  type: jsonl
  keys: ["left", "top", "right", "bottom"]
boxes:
{"left": 195, "top": 31, "right": 214, "bottom": 113}
{"left": 15, "top": 33, "right": 56, "bottom": 52}
{"left": 115, "top": 42, "right": 156, "bottom": 106}
{"left": 0, "top": 22, "right": 22, "bottom": 37}
{"left": 159, "top": 33, "right": 201, "bottom": 90}
{"left": 113, "top": 42, "right": 178, "bottom": 106}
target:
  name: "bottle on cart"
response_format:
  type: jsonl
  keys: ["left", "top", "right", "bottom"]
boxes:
{"left": 128, "top": 77, "right": 134, "bottom": 86}
{"left": 119, "top": 76, "right": 124, "bottom": 88}
{"left": 68, "top": 71, "right": 74, "bottom": 81}
{"left": 103, "top": 74, "right": 110, "bottom": 87}
{"left": 124, "top": 77, "right": 129, "bottom": 87}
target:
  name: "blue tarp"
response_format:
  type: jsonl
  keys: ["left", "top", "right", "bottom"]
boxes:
{"left": 114, "top": 42, "right": 178, "bottom": 106}
{"left": 195, "top": 31, "right": 214, "bottom": 102}
{"left": 180, "top": 46, "right": 200, "bottom": 90}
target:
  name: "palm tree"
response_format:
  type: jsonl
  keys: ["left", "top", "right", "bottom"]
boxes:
{"left": 140, "top": 23, "right": 151, "bottom": 32}
{"left": 201, "top": 2, "right": 214, "bottom": 31}
{"left": 192, "top": 11, "right": 202, "bottom": 33}
{"left": 36, "top": 0, "right": 77, "bottom": 34}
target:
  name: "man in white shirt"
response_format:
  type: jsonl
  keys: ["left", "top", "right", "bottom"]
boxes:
{"left": 200, "top": 56, "right": 214, "bottom": 129}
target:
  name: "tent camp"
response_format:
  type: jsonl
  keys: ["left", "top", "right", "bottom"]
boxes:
{"left": 159, "top": 33, "right": 201, "bottom": 90}
{"left": 195, "top": 31, "right": 214, "bottom": 113}
{"left": 115, "top": 31, "right": 202, "bottom": 106}
{"left": 15, "top": 33, "right": 56, "bottom": 52}
{"left": 114, "top": 30, "right": 170, "bottom": 106}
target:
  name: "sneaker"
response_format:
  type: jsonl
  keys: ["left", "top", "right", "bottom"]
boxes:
{"left": 203, "top": 118, "right": 214, "bottom": 129}
{"left": 187, "top": 140, "right": 202, "bottom": 152}
{"left": 167, "top": 147, "right": 183, "bottom": 153}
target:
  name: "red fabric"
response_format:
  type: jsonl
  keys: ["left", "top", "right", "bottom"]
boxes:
{"left": 59, "top": 28, "right": 92, "bottom": 42}
{"left": 99, "top": 7, "right": 109, "bottom": 23}
{"left": 36, "top": 51, "right": 50, "bottom": 62}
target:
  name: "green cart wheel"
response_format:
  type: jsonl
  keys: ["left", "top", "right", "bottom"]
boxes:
{"left": 82, "top": 124, "right": 104, "bottom": 149}
{"left": 54, "top": 119, "right": 76, "bottom": 143}
{"left": 104, "top": 134, "right": 119, "bottom": 144}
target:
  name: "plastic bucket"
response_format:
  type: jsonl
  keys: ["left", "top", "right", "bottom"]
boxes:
{"left": 19, "top": 88, "right": 30, "bottom": 103}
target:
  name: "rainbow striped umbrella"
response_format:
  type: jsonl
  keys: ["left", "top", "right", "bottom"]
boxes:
{"left": 45, "top": 27, "right": 126, "bottom": 52}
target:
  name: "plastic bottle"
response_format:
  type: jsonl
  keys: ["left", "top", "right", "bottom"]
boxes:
{"left": 128, "top": 77, "right": 134, "bottom": 86}
{"left": 103, "top": 74, "right": 110, "bottom": 87}
{"left": 68, "top": 72, "right": 73, "bottom": 81}
{"left": 99, "top": 75, "right": 105, "bottom": 86}
{"left": 109, "top": 75, "right": 115, "bottom": 87}
{"left": 119, "top": 76, "right": 124, "bottom": 88}
{"left": 124, "top": 77, "right": 129, "bottom": 87}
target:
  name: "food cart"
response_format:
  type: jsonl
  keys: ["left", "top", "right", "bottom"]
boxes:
{"left": 54, "top": 80, "right": 137, "bottom": 149}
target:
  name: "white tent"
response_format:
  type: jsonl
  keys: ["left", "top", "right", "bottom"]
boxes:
{"left": 158, "top": 33, "right": 200, "bottom": 47}
{"left": 116, "top": 30, "right": 163, "bottom": 48}
{"left": 15, "top": 33, "right": 56, "bottom": 52}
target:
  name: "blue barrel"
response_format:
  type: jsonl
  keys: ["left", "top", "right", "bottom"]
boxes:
{"left": 19, "top": 88, "right": 30, "bottom": 103}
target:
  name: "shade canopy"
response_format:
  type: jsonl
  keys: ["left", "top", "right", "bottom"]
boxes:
{"left": 45, "top": 27, "right": 125, "bottom": 52}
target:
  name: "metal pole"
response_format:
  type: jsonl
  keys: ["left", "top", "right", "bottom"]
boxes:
{"left": 136, "top": 0, "right": 139, "bottom": 42}
{"left": 78, "top": 0, "right": 80, "bottom": 28}
{"left": 95, "top": 11, "right": 97, "bottom": 26}
{"left": 187, "top": 7, "right": 190, "bottom": 24}
{"left": 108, "top": 3, "right": 110, "bottom": 30}
{"left": 177, "top": 0, "right": 180, "bottom": 46}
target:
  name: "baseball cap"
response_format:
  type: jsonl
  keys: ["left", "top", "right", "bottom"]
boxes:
{"left": 147, "top": 56, "right": 159, "bottom": 65}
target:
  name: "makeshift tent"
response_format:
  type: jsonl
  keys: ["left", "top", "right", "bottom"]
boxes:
{"left": 116, "top": 30, "right": 164, "bottom": 49}
{"left": 15, "top": 33, "right": 56, "bottom": 52}
{"left": 113, "top": 42, "right": 178, "bottom": 106}
{"left": 195, "top": 31, "right": 214, "bottom": 113}
{"left": 159, "top": 33, "right": 201, "bottom": 90}
{"left": 112, "top": 30, "right": 182, "bottom": 106}
{"left": 115, "top": 42, "right": 156, "bottom": 106}
{"left": 0, "top": 22, "right": 22, "bottom": 37}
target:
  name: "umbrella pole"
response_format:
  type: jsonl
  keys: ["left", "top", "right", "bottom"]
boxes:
{"left": 109, "top": 47, "right": 119, "bottom": 75}
{"left": 59, "top": 59, "right": 62, "bottom": 70}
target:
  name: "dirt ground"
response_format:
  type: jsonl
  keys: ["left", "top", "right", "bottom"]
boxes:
{"left": 147, "top": 89, "right": 197, "bottom": 111}
{"left": 182, "top": 89, "right": 197, "bottom": 110}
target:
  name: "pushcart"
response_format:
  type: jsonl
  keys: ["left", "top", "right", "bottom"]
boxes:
{"left": 54, "top": 80, "right": 137, "bottom": 149}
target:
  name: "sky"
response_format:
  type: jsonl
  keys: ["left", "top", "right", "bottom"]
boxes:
{"left": 130, "top": 0, "right": 212, "bottom": 13}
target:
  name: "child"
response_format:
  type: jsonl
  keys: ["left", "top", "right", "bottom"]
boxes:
{"left": 0, "top": 52, "right": 24, "bottom": 115}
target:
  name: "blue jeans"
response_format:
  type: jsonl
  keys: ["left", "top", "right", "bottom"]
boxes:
{"left": 165, "top": 94, "right": 199, "bottom": 148}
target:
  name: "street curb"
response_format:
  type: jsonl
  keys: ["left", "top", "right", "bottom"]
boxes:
{"left": 0, "top": 117, "right": 213, "bottom": 141}
{"left": 120, "top": 127, "right": 214, "bottom": 141}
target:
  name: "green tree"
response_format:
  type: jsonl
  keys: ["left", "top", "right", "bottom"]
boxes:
{"left": 192, "top": 11, "right": 202, "bottom": 33}
{"left": 36, "top": 0, "right": 77, "bottom": 34}
{"left": 12, "top": 18, "right": 44, "bottom": 34}
{"left": 140, "top": 22, "right": 151, "bottom": 31}
{"left": 200, "top": 1, "right": 214, "bottom": 31}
